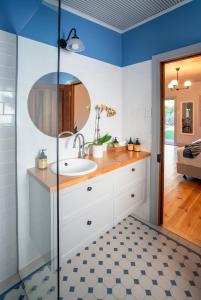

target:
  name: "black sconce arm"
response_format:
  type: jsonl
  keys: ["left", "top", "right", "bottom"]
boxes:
{"left": 58, "top": 27, "right": 77, "bottom": 49}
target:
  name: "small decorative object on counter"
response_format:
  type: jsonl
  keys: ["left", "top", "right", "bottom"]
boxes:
{"left": 113, "top": 137, "right": 119, "bottom": 147}
{"left": 108, "top": 137, "right": 119, "bottom": 148}
{"left": 37, "top": 149, "right": 48, "bottom": 169}
{"left": 93, "top": 144, "right": 103, "bottom": 158}
{"left": 86, "top": 134, "right": 112, "bottom": 158}
{"left": 127, "top": 138, "right": 134, "bottom": 151}
{"left": 107, "top": 139, "right": 126, "bottom": 152}
{"left": 134, "top": 138, "right": 141, "bottom": 152}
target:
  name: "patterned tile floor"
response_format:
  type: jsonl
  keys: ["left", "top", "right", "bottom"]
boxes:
{"left": 2, "top": 215, "right": 201, "bottom": 300}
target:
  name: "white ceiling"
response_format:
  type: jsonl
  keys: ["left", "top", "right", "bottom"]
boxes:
{"left": 60, "top": 0, "right": 191, "bottom": 32}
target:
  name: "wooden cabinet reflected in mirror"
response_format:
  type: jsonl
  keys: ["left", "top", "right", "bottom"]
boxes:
{"left": 28, "top": 72, "right": 90, "bottom": 137}
{"left": 181, "top": 101, "right": 194, "bottom": 135}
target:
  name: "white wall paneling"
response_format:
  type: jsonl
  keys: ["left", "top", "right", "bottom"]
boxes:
{"left": 122, "top": 60, "right": 152, "bottom": 152}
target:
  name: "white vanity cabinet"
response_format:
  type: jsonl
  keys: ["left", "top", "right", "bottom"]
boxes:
{"left": 59, "top": 173, "right": 114, "bottom": 260}
{"left": 59, "top": 157, "right": 149, "bottom": 261}
{"left": 29, "top": 156, "right": 149, "bottom": 263}
{"left": 113, "top": 158, "right": 148, "bottom": 224}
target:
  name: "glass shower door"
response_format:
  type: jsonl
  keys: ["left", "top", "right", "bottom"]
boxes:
{"left": 17, "top": 0, "right": 61, "bottom": 299}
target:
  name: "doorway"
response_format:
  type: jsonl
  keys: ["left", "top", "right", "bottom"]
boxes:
{"left": 160, "top": 55, "right": 201, "bottom": 248}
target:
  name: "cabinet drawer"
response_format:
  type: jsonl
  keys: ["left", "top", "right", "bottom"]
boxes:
{"left": 61, "top": 197, "right": 113, "bottom": 259}
{"left": 60, "top": 174, "right": 112, "bottom": 219}
{"left": 114, "top": 159, "right": 146, "bottom": 192}
{"left": 114, "top": 178, "right": 145, "bottom": 224}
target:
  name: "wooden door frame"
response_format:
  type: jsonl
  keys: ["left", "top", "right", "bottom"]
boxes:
{"left": 150, "top": 42, "right": 201, "bottom": 226}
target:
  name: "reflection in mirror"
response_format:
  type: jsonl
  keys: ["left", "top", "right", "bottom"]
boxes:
{"left": 181, "top": 101, "right": 193, "bottom": 134}
{"left": 28, "top": 72, "right": 90, "bottom": 137}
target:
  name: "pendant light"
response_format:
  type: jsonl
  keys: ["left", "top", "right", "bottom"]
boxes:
{"left": 168, "top": 67, "right": 192, "bottom": 91}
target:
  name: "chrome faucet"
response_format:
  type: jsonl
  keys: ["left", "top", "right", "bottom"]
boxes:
{"left": 58, "top": 131, "right": 74, "bottom": 138}
{"left": 73, "top": 133, "right": 86, "bottom": 158}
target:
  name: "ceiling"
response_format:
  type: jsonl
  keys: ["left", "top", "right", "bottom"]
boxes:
{"left": 60, "top": 0, "right": 190, "bottom": 32}
{"left": 165, "top": 56, "right": 201, "bottom": 84}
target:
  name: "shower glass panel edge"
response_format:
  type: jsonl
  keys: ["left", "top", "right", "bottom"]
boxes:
{"left": 17, "top": 0, "right": 61, "bottom": 299}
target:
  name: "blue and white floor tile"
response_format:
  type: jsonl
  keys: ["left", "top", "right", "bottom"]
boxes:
{"left": 60, "top": 216, "right": 201, "bottom": 300}
{"left": 2, "top": 215, "right": 201, "bottom": 300}
{"left": 3, "top": 265, "right": 57, "bottom": 300}
{"left": 2, "top": 285, "right": 26, "bottom": 300}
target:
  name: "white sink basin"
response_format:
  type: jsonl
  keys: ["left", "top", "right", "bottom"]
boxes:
{"left": 50, "top": 158, "right": 98, "bottom": 177}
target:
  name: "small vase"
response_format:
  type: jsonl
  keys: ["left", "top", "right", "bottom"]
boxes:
{"left": 92, "top": 145, "right": 103, "bottom": 158}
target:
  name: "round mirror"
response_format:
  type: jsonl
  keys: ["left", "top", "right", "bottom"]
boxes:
{"left": 28, "top": 72, "right": 91, "bottom": 137}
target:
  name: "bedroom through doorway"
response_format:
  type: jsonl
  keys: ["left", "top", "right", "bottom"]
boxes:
{"left": 161, "top": 55, "right": 201, "bottom": 248}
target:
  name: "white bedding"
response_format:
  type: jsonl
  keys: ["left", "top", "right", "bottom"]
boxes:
{"left": 177, "top": 147, "right": 201, "bottom": 167}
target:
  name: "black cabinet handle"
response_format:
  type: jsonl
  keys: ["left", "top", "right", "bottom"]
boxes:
{"left": 87, "top": 220, "right": 92, "bottom": 225}
{"left": 131, "top": 168, "right": 135, "bottom": 172}
{"left": 87, "top": 186, "right": 92, "bottom": 191}
{"left": 131, "top": 194, "right": 135, "bottom": 198}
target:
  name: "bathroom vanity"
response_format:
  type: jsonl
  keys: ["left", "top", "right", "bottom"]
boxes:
{"left": 28, "top": 150, "right": 150, "bottom": 263}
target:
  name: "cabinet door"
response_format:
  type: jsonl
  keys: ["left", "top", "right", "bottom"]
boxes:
{"left": 60, "top": 196, "right": 113, "bottom": 260}
{"left": 114, "top": 178, "right": 145, "bottom": 225}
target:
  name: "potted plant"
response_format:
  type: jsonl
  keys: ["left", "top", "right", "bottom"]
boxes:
{"left": 92, "top": 134, "right": 112, "bottom": 158}
{"left": 94, "top": 104, "right": 116, "bottom": 141}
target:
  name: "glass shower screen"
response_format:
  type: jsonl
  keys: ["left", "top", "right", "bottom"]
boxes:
{"left": 17, "top": 0, "right": 61, "bottom": 299}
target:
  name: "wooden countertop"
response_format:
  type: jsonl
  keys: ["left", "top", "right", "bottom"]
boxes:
{"left": 28, "top": 150, "right": 150, "bottom": 192}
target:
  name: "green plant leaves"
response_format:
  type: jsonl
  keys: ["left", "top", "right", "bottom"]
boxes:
{"left": 95, "top": 134, "right": 112, "bottom": 145}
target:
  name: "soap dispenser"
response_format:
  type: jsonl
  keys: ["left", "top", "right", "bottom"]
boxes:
{"left": 37, "top": 149, "right": 48, "bottom": 169}
{"left": 127, "top": 138, "right": 134, "bottom": 151}
{"left": 113, "top": 137, "right": 119, "bottom": 147}
{"left": 134, "top": 138, "right": 141, "bottom": 152}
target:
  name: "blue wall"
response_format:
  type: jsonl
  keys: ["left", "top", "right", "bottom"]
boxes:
{"left": 0, "top": 0, "right": 122, "bottom": 67}
{"left": 122, "top": 0, "right": 201, "bottom": 66}
{"left": 60, "top": 10, "right": 122, "bottom": 67}
{"left": 0, "top": 0, "right": 41, "bottom": 34}
{"left": 0, "top": 0, "right": 201, "bottom": 67}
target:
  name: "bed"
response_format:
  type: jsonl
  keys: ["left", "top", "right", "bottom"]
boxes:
{"left": 177, "top": 146, "right": 201, "bottom": 179}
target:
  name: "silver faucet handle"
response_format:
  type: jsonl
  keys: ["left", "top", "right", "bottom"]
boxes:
{"left": 73, "top": 133, "right": 86, "bottom": 158}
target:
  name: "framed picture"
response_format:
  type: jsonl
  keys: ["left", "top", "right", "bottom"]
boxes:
{"left": 181, "top": 101, "right": 194, "bottom": 135}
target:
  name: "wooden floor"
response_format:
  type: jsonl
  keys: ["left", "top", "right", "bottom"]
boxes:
{"left": 163, "top": 145, "right": 201, "bottom": 247}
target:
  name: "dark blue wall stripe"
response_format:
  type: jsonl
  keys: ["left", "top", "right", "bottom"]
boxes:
{"left": 122, "top": 0, "right": 201, "bottom": 66}
{"left": 0, "top": 0, "right": 201, "bottom": 67}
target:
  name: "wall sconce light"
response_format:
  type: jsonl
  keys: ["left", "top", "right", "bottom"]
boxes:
{"left": 59, "top": 28, "right": 85, "bottom": 53}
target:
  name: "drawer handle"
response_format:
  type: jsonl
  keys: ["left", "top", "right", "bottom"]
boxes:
{"left": 87, "top": 186, "right": 92, "bottom": 191}
{"left": 131, "top": 168, "right": 135, "bottom": 172}
{"left": 131, "top": 194, "right": 135, "bottom": 198}
{"left": 87, "top": 220, "right": 92, "bottom": 226}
